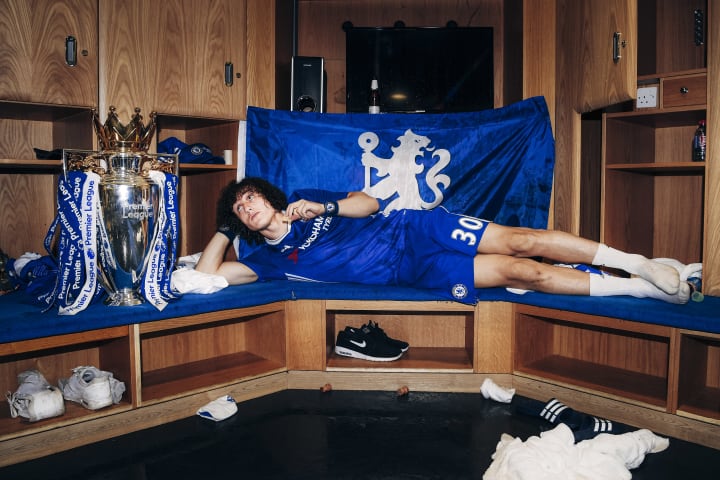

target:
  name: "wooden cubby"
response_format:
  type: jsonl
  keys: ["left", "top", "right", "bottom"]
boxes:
{"left": 155, "top": 114, "right": 240, "bottom": 172}
{"left": 601, "top": 0, "right": 710, "bottom": 274}
{"left": 0, "top": 101, "right": 93, "bottom": 258}
{"left": 513, "top": 305, "right": 673, "bottom": 409}
{"left": 637, "top": 0, "right": 707, "bottom": 78}
{"left": 137, "top": 303, "right": 287, "bottom": 404}
{"left": 151, "top": 114, "right": 240, "bottom": 255}
{"left": 0, "top": 102, "right": 94, "bottom": 165}
{"left": 677, "top": 331, "right": 720, "bottom": 422}
{"left": 325, "top": 301, "right": 475, "bottom": 372}
{"left": 603, "top": 103, "right": 706, "bottom": 263}
{"left": 0, "top": 326, "right": 133, "bottom": 441}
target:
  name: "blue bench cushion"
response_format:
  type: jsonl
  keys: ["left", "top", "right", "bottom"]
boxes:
{"left": 1, "top": 282, "right": 718, "bottom": 345}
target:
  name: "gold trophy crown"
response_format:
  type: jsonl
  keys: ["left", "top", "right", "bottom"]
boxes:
{"left": 92, "top": 106, "right": 157, "bottom": 152}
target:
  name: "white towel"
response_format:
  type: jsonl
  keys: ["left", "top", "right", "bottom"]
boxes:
{"left": 483, "top": 423, "right": 669, "bottom": 480}
{"left": 481, "top": 378, "right": 516, "bottom": 403}
{"left": 176, "top": 253, "right": 203, "bottom": 269}
{"left": 578, "top": 428, "right": 669, "bottom": 470}
{"left": 171, "top": 268, "right": 228, "bottom": 294}
{"left": 653, "top": 258, "right": 702, "bottom": 282}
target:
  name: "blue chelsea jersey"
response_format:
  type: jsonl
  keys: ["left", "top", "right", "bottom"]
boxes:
{"left": 240, "top": 189, "right": 407, "bottom": 284}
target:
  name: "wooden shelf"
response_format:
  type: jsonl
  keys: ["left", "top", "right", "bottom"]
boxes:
{"left": 156, "top": 114, "right": 238, "bottom": 130}
{"left": 602, "top": 97, "right": 706, "bottom": 261}
{"left": 638, "top": 68, "right": 707, "bottom": 83}
{"left": 141, "top": 352, "right": 285, "bottom": 403}
{"left": 606, "top": 162, "right": 705, "bottom": 174}
{"left": 0, "top": 326, "right": 129, "bottom": 356}
{"left": 326, "top": 307, "right": 475, "bottom": 373}
{"left": 0, "top": 400, "right": 132, "bottom": 441}
{"left": 0, "top": 331, "right": 133, "bottom": 437}
{"left": 516, "top": 355, "right": 668, "bottom": 407}
{"left": 605, "top": 106, "right": 706, "bottom": 127}
{"left": 514, "top": 306, "right": 672, "bottom": 409}
{"left": 0, "top": 158, "right": 61, "bottom": 171}
{"left": 179, "top": 163, "right": 237, "bottom": 174}
{"left": 678, "top": 332, "right": 720, "bottom": 421}
{"left": 677, "top": 386, "right": 720, "bottom": 422}
{"left": 0, "top": 157, "right": 238, "bottom": 173}
{"left": 156, "top": 114, "right": 240, "bottom": 170}
{"left": 139, "top": 306, "right": 286, "bottom": 403}
{"left": 327, "top": 347, "right": 473, "bottom": 372}
{"left": 325, "top": 300, "right": 475, "bottom": 312}
{"left": 0, "top": 103, "right": 93, "bottom": 164}
{"left": 0, "top": 101, "right": 92, "bottom": 121}
{"left": 138, "top": 303, "right": 285, "bottom": 334}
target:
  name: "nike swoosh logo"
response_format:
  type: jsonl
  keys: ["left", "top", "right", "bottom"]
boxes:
{"left": 350, "top": 340, "right": 366, "bottom": 348}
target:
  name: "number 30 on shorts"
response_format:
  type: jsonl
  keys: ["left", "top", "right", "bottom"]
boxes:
{"left": 450, "top": 217, "right": 486, "bottom": 246}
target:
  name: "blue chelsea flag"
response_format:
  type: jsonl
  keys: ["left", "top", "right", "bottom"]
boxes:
{"left": 245, "top": 96, "right": 555, "bottom": 228}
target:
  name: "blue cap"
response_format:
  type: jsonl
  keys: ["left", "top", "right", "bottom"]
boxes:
{"left": 157, "top": 136, "right": 224, "bottom": 164}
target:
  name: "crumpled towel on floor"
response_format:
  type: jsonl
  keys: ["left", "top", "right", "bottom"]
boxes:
{"left": 483, "top": 423, "right": 669, "bottom": 480}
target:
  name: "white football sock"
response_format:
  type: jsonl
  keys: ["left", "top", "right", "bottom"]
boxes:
{"left": 589, "top": 275, "right": 690, "bottom": 304}
{"left": 592, "top": 244, "right": 679, "bottom": 295}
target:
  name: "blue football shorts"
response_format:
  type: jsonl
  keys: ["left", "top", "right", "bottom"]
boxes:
{"left": 397, "top": 208, "right": 489, "bottom": 301}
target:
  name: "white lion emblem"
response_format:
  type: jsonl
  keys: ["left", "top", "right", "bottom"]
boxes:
{"left": 358, "top": 129, "right": 451, "bottom": 213}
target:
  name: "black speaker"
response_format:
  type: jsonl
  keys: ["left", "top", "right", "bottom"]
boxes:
{"left": 291, "top": 56, "right": 325, "bottom": 112}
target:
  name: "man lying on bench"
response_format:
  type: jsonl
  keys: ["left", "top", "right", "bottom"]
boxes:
{"left": 196, "top": 177, "right": 690, "bottom": 305}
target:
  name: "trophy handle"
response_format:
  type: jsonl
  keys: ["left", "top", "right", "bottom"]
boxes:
{"left": 140, "top": 153, "right": 179, "bottom": 177}
{"left": 62, "top": 150, "right": 108, "bottom": 181}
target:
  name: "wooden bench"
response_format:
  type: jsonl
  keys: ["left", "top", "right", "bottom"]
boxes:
{"left": 1, "top": 282, "right": 718, "bottom": 465}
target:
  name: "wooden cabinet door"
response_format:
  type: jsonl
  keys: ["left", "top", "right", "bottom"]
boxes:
{"left": 100, "top": 0, "right": 246, "bottom": 119}
{"left": 562, "top": 0, "right": 637, "bottom": 113}
{"left": 0, "top": 0, "right": 98, "bottom": 106}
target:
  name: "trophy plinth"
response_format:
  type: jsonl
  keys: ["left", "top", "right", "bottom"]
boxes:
{"left": 109, "top": 288, "right": 143, "bottom": 307}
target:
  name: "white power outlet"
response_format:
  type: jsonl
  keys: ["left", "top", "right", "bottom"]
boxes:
{"left": 637, "top": 86, "right": 658, "bottom": 108}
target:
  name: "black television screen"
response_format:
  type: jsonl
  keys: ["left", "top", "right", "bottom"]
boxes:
{"left": 345, "top": 26, "right": 494, "bottom": 113}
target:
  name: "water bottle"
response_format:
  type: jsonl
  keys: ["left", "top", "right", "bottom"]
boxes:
{"left": 692, "top": 120, "right": 706, "bottom": 161}
{"left": 369, "top": 79, "right": 380, "bottom": 114}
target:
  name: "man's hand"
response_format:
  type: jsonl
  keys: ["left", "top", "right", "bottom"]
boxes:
{"left": 285, "top": 199, "right": 325, "bottom": 222}
{"left": 285, "top": 192, "right": 380, "bottom": 222}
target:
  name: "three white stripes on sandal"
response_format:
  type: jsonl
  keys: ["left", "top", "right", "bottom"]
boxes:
{"left": 540, "top": 398, "right": 569, "bottom": 423}
{"left": 540, "top": 398, "right": 613, "bottom": 432}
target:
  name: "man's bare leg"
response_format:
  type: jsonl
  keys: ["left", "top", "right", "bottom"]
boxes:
{"left": 472, "top": 255, "right": 689, "bottom": 304}
{"left": 477, "top": 224, "right": 680, "bottom": 295}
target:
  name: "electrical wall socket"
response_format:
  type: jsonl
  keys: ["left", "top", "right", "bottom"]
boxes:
{"left": 637, "top": 86, "right": 658, "bottom": 108}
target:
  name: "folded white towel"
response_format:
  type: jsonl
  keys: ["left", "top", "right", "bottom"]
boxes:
{"left": 171, "top": 268, "right": 228, "bottom": 294}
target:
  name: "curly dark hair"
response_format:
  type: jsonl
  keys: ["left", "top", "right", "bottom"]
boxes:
{"left": 216, "top": 177, "right": 288, "bottom": 245}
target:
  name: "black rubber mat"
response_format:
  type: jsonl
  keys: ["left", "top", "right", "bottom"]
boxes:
{"left": 2, "top": 390, "right": 718, "bottom": 479}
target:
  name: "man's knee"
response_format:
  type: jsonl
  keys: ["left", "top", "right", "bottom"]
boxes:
{"left": 507, "top": 257, "right": 547, "bottom": 284}
{"left": 506, "top": 230, "right": 541, "bottom": 256}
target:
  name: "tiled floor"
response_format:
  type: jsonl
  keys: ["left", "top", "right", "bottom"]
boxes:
{"left": 2, "top": 390, "right": 718, "bottom": 479}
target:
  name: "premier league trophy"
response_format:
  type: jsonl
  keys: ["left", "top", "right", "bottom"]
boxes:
{"left": 63, "top": 107, "right": 178, "bottom": 307}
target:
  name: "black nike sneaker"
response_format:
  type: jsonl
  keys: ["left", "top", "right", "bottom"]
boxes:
{"left": 335, "top": 326, "right": 403, "bottom": 361}
{"left": 365, "top": 320, "right": 410, "bottom": 352}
